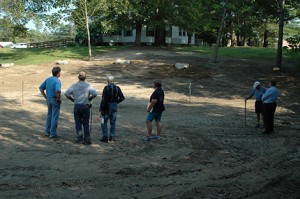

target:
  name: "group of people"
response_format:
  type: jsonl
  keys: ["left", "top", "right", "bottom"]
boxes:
{"left": 39, "top": 66, "right": 165, "bottom": 145}
{"left": 245, "top": 79, "right": 279, "bottom": 134}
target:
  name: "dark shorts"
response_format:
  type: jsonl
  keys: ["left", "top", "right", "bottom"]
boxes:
{"left": 255, "top": 101, "right": 264, "bottom": 114}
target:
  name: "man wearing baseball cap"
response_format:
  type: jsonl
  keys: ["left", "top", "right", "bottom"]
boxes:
{"left": 245, "top": 81, "right": 267, "bottom": 128}
{"left": 65, "top": 71, "right": 97, "bottom": 144}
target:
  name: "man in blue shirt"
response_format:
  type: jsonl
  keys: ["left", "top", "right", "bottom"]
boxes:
{"left": 262, "top": 79, "right": 279, "bottom": 134}
{"left": 39, "top": 66, "right": 62, "bottom": 138}
{"left": 99, "top": 76, "right": 125, "bottom": 143}
{"left": 245, "top": 81, "right": 267, "bottom": 128}
{"left": 65, "top": 71, "right": 97, "bottom": 145}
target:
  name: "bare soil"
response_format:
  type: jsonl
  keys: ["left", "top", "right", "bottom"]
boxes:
{"left": 0, "top": 48, "right": 300, "bottom": 199}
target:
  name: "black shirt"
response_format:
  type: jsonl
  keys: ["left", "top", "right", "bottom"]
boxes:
{"left": 150, "top": 87, "right": 165, "bottom": 113}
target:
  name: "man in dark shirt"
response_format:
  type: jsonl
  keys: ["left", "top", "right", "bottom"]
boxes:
{"left": 143, "top": 79, "right": 165, "bottom": 141}
{"left": 99, "top": 76, "right": 125, "bottom": 142}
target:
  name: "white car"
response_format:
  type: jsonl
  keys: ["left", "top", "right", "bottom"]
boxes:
{"left": 14, "top": 43, "right": 28, "bottom": 48}
{"left": 0, "top": 42, "right": 15, "bottom": 48}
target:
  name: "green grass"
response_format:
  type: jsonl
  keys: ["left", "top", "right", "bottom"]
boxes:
{"left": 0, "top": 45, "right": 299, "bottom": 66}
{"left": 0, "top": 46, "right": 123, "bottom": 66}
{"left": 173, "top": 46, "right": 300, "bottom": 61}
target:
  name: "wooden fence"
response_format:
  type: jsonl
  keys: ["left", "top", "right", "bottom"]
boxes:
{"left": 28, "top": 38, "right": 75, "bottom": 49}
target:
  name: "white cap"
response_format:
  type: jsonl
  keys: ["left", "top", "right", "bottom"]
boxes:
{"left": 253, "top": 81, "right": 260, "bottom": 89}
{"left": 107, "top": 76, "right": 114, "bottom": 81}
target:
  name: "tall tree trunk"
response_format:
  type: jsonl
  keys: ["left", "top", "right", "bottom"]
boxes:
{"left": 135, "top": 23, "right": 142, "bottom": 46}
{"left": 275, "top": 0, "right": 285, "bottom": 72}
{"left": 213, "top": 8, "right": 226, "bottom": 63}
{"left": 154, "top": 26, "right": 166, "bottom": 46}
{"left": 263, "top": 29, "right": 269, "bottom": 47}
{"left": 84, "top": 0, "right": 92, "bottom": 61}
{"left": 187, "top": 32, "right": 192, "bottom": 46}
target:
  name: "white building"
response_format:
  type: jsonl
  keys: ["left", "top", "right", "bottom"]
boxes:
{"left": 102, "top": 26, "right": 195, "bottom": 45}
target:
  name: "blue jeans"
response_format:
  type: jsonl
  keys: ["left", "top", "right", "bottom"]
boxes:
{"left": 74, "top": 104, "right": 90, "bottom": 141}
{"left": 101, "top": 103, "right": 117, "bottom": 138}
{"left": 45, "top": 98, "right": 60, "bottom": 137}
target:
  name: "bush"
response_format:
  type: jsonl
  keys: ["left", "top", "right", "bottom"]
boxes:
{"left": 286, "top": 34, "right": 300, "bottom": 53}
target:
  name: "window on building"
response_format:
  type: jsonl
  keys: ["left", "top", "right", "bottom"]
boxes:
{"left": 166, "top": 26, "right": 172, "bottom": 37}
{"left": 146, "top": 26, "right": 155, "bottom": 37}
{"left": 111, "top": 31, "right": 122, "bottom": 36}
{"left": 179, "top": 28, "right": 186, "bottom": 36}
{"left": 123, "top": 29, "right": 133, "bottom": 37}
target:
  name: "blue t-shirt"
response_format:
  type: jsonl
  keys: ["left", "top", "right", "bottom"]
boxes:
{"left": 250, "top": 86, "right": 267, "bottom": 101}
{"left": 39, "top": 76, "right": 61, "bottom": 98}
{"left": 262, "top": 86, "right": 279, "bottom": 103}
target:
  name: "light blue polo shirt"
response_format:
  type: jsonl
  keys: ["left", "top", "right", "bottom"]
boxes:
{"left": 250, "top": 86, "right": 267, "bottom": 101}
{"left": 262, "top": 86, "right": 279, "bottom": 103}
{"left": 39, "top": 76, "right": 61, "bottom": 98}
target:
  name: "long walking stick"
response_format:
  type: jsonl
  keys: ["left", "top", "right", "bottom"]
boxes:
{"left": 244, "top": 99, "right": 247, "bottom": 126}
{"left": 89, "top": 100, "right": 93, "bottom": 133}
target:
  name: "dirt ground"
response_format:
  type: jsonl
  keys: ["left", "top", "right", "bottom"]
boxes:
{"left": 0, "top": 48, "right": 299, "bottom": 199}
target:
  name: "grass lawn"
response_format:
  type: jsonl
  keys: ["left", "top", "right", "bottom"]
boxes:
{"left": 173, "top": 46, "right": 300, "bottom": 61}
{"left": 0, "top": 46, "right": 122, "bottom": 65}
{"left": 0, "top": 46, "right": 299, "bottom": 66}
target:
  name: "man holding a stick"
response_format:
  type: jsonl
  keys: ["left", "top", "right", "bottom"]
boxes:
{"left": 65, "top": 71, "right": 97, "bottom": 145}
{"left": 245, "top": 81, "right": 267, "bottom": 128}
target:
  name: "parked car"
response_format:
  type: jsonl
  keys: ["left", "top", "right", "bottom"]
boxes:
{"left": 14, "top": 43, "right": 28, "bottom": 48}
{"left": 0, "top": 42, "right": 15, "bottom": 48}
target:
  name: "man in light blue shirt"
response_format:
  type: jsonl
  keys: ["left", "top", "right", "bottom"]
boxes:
{"left": 262, "top": 79, "right": 279, "bottom": 134}
{"left": 245, "top": 81, "right": 267, "bottom": 128}
{"left": 65, "top": 71, "right": 97, "bottom": 145}
{"left": 39, "top": 66, "right": 62, "bottom": 138}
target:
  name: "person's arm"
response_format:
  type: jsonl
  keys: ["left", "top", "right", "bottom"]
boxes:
{"left": 56, "top": 91, "right": 62, "bottom": 103}
{"left": 65, "top": 95, "right": 74, "bottom": 102}
{"left": 39, "top": 88, "right": 47, "bottom": 100}
{"left": 147, "top": 99, "right": 157, "bottom": 112}
{"left": 88, "top": 88, "right": 97, "bottom": 101}
{"left": 245, "top": 89, "right": 254, "bottom": 101}
{"left": 116, "top": 87, "right": 125, "bottom": 103}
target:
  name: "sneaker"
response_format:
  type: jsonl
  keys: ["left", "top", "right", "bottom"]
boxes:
{"left": 109, "top": 136, "right": 115, "bottom": 142}
{"left": 74, "top": 139, "right": 83, "bottom": 144}
{"left": 82, "top": 140, "right": 92, "bottom": 145}
{"left": 50, "top": 135, "right": 60, "bottom": 139}
{"left": 142, "top": 136, "right": 150, "bottom": 141}
{"left": 150, "top": 135, "right": 161, "bottom": 140}
{"left": 100, "top": 137, "right": 108, "bottom": 143}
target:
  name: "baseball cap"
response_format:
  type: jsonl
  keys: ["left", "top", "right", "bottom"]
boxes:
{"left": 107, "top": 76, "right": 114, "bottom": 81}
{"left": 253, "top": 81, "right": 260, "bottom": 89}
